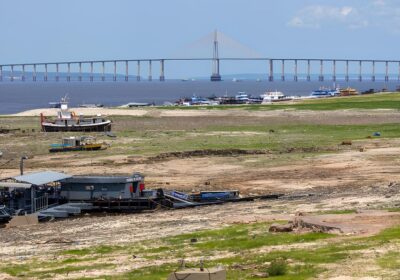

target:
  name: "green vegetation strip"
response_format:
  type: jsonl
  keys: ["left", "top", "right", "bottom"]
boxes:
{"left": 155, "top": 92, "right": 400, "bottom": 111}
{"left": 2, "top": 222, "right": 400, "bottom": 279}
{"left": 114, "top": 123, "right": 400, "bottom": 156}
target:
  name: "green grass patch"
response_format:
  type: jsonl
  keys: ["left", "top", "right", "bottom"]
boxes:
{"left": 162, "top": 222, "right": 333, "bottom": 253}
{"left": 377, "top": 251, "right": 400, "bottom": 269}
{"left": 316, "top": 209, "right": 357, "bottom": 215}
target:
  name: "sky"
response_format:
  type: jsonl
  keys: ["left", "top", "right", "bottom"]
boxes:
{"left": 0, "top": 0, "right": 400, "bottom": 77}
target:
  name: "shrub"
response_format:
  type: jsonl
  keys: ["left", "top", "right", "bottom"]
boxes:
{"left": 267, "top": 258, "right": 288, "bottom": 276}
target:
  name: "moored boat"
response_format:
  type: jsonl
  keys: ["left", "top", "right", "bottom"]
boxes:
{"left": 339, "top": 87, "right": 358, "bottom": 96}
{"left": 310, "top": 88, "right": 340, "bottom": 98}
{"left": 49, "top": 136, "right": 105, "bottom": 153}
{"left": 41, "top": 97, "right": 111, "bottom": 132}
{"left": 79, "top": 103, "right": 104, "bottom": 108}
{"left": 261, "top": 90, "right": 291, "bottom": 103}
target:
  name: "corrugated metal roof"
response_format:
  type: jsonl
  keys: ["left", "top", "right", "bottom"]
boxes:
{"left": 13, "top": 171, "right": 72, "bottom": 185}
{"left": 0, "top": 182, "right": 32, "bottom": 189}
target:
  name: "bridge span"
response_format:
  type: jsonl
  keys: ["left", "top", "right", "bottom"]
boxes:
{"left": 0, "top": 57, "right": 399, "bottom": 83}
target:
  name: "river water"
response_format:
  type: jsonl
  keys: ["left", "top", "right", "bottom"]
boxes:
{"left": 0, "top": 80, "right": 398, "bottom": 114}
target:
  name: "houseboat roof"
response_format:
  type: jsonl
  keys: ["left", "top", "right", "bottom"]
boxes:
{"left": 13, "top": 171, "right": 72, "bottom": 185}
{"left": 63, "top": 175, "right": 143, "bottom": 184}
{"left": 0, "top": 182, "right": 32, "bottom": 189}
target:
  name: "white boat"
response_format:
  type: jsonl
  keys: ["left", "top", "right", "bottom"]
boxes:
{"left": 261, "top": 91, "right": 291, "bottom": 103}
{"left": 310, "top": 88, "right": 340, "bottom": 98}
{"left": 41, "top": 97, "right": 111, "bottom": 132}
{"left": 235, "top": 92, "right": 250, "bottom": 103}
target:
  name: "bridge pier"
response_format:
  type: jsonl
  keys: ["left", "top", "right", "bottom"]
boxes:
{"left": 148, "top": 60, "right": 152, "bottom": 81}
{"left": 67, "top": 63, "right": 71, "bottom": 82}
{"left": 294, "top": 60, "right": 298, "bottom": 81}
{"left": 345, "top": 60, "right": 349, "bottom": 82}
{"left": 160, "top": 60, "right": 165, "bottom": 81}
{"left": 33, "top": 64, "right": 37, "bottom": 81}
{"left": 307, "top": 60, "right": 311, "bottom": 81}
{"left": 0, "top": 66, "right": 2, "bottom": 81}
{"left": 125, "top": 61, "right": 129, "bottom": 81}
{"left": 332, "top": 60, "right": 336, "bottom": 82}
{"left": 137, "top": 61, "right": 141, "bottom": 81}
{"left": 398, "top": 62, "right": 400, "bottom": 81}
{"left": 90, "top": 62, "right": 94, "bottom": 82}
{"left": 44, "top": 64, "right": 48, "bottom": 81}
{"left": 319, "top": 60, "right": 324, "bottom": 82}
{"left": 56, "top": 63, "right": 59, "bottom": 82}
{"left": 101, "top": 62, "right": 105, "bottom": 81}
{"left": 268, "top": 59, "right": 274, "bottom": 81}
{"left": 385, "top": 61, "right": 389, "bottom": 81}
{"left": 372, "top": 61, "right": 375, "bottom": 82}
{"left": 281, "top": 60, "right": 285, "bottom": 81}
{"left": 358, "top": 61, "right": 362, "bottom": 82}
{"left": 113, "top": 61, "right": 117, "bottom": 81}
{"left": 79, "top": 62, "right": 82, "bottom": 81}
{"left": 22, "top": 65, "right": 25, "bottom": 81}
{"left": 10, "top": 65, "right": 14, "bottom": 81}
{"left": 210, "top": 59, "right": 221, "bottom": 81}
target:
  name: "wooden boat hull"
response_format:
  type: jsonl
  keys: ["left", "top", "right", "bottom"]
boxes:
{"left": 42, "top": 122, "right": 111, "bottom": 132}
{"left": 49, "top": 144, "right": 103, "bottom": 153}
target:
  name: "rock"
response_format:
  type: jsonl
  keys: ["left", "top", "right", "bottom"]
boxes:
{"left": 230, "top": 264, "right": 245, "bottom": 270}
{"left": 341, "top": 140, "right": 352, "bottom": 145}
{"left": 252, "top": 272, "right": 269, "bottom": 278}
{"left": 190, "top": 238, "right": 198, "bottom": 243}
{"left": 269, "top": 223, "right": 293, "bottom": 233}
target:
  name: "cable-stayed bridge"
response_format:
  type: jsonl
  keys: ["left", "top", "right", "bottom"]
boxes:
{"left": 0, "top": 31, "right": 399, "bottom": 82}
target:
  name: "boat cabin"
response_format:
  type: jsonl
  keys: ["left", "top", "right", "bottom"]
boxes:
{"left": 60, "top": 173, "right": 145, "bottom": 201}
{"left": 0, "top": 171, "right": 72, "bottom": 214}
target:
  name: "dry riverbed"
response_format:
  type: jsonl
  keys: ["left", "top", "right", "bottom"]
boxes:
{"left": 0, "top": 108, "right": 400, "bottom": 279}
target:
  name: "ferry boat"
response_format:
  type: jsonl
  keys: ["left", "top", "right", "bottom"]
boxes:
{"left": 41, "top": 97, "right": 111, "bottom": 132}
{"left": 339, "top": 87, "right": 358, "bottom": 96}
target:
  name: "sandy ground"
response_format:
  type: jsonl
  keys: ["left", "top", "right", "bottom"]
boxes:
{"left": 1, "top": 109, "right": 400, "bottom": 279}
{"left": 9, "top": 107, "right": 400, "bottom": 125}
{"left": 2, "top": 138, "right": 400, "bottom": 195}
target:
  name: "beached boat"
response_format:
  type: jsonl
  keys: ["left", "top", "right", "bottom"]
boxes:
{"left": 310, "top": 88, "right": 340, "bottom": 98}
{"left": 339, "top": 87, "right": 358, "bottom": 96}
{"left": 261, "top": 91, "right": 292, "bottom": 103}
{"left": 79, "top": 103, "right": 104, "bottom": 108}
{"left": 49, "top": 136, "right": 105, "bottom": 153}
{"left": 41, "top": 97, "right": 111, "bottom": 132}
{"left": 235, "top": 92, "right": 250, "bottom": 103}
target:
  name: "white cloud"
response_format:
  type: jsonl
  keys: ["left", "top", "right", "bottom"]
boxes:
{"left": 288, "top": 0, "right": 400, "bottom": 33}
{"left": 287, "top": 5, "right": 367, "bottom": 29}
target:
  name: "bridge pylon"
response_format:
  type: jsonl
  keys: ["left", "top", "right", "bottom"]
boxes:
{"left": 210, "top": 30, "right": 222, "bottom": 81}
